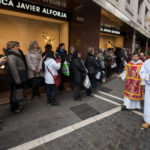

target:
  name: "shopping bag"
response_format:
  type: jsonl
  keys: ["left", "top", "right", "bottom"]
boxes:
{"left": 111, "top": 62, "right": 117, "bottom": 69}
{"left": 95, "top": 72, "right": 101, "bottom": 79}
{"left": 62, "top": 61, "right": 70, "bottom": 76}
{"left": 84, "top": 75, "right": 91, "bottom": 89}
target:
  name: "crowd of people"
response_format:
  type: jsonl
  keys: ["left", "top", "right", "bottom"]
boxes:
{"left": 0, "top": 40, "right": 149, "bottom": 130}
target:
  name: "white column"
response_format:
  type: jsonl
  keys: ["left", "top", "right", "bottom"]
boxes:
{"left": 132, "top": 29, "right": 136, "bottom": 54}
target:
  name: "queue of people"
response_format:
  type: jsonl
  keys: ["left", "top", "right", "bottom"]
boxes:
{"left": 0, "top": 40, "right": 150, "bottom": 130}
{"left": 2, "top": 41, "right": 100, "bottom": 112}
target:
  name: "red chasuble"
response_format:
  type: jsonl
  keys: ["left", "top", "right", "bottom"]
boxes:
{"left": 124, "top": 61, "right": 144, "bottom": 100}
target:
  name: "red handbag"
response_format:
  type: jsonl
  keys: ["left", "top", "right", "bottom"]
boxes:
{"left": 47, "top": 67, "right": 61, "bottom": 87}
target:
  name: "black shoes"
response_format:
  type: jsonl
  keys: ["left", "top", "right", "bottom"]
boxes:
{"left": 121, "top": 105, "right": 128, "bottom": 111}
{"left": 47, "top": 97, "right": 59, "bottom": 106}
{"left": 51, "top": 101, "right": 59, "bottom": 106}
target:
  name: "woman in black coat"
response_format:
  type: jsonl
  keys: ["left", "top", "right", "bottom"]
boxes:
{"left": 71, "top": 50, "right": 87, "bottom": 100}
{"left": 86, "top": 47, "right": 98, "bottom": 90}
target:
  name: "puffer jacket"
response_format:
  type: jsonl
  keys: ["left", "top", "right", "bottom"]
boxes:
{"left": 86, "top": 54, "right": 98, "bottom": 75}
{"left": 26, "top": 48, "right": 43, "bottom": 79}
{"left": 6, "top": 49, "right": 26, "bottom": 84}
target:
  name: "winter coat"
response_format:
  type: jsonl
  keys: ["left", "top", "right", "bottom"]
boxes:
{"left": 6, "top": 49, "right": 26, "bottom": 84}
{"left": 26, "top": 48, "right": 43, "bottom": 79}
{"left": 71, "top": 57, "right": 86, "bottom": 84}
{"left": 56, "top": 48, "right": 68, "bottom": 65}
{"left": 86, "top": 54, "right": 98, "bottom": 75}
{"left": 44, "top": 58, "right": 61, "bottom": 84}
{"left": 96, "top": 57, "right": 102, "bottom": 72}
{"left": 68, "top": 53, "right": 73, "bottom": 64}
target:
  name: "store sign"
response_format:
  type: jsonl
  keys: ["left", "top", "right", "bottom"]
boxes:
{"left": 0, "top": 0, "right": 70, "bottom": 20}
{"left": 100, "top": 27, "right": 121, "bottom": 35}
{"left": 24, "top": 0, "right": 67, "bottom": 8}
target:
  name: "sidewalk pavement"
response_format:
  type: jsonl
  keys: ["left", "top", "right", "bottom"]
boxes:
{"left": 0, "top": 78, "right": 149, "bottom": 150}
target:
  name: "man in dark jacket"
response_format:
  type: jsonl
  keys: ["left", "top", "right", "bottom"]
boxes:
{"left": 56, "top": 43, "right": 68, "bottom": 91}
{"left": 72, "top": 50, "right": 87, "bottom": 100}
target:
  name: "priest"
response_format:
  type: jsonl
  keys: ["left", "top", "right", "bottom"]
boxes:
{"left": 139, "top": 59, "right": 150, "bottom": 128}
{"left": 119, "top": 52, "right": 144, "bottom": 110}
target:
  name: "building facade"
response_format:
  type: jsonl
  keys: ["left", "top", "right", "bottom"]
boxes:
{"left": 93, "top": 0, "right": 150, "bottom": 53}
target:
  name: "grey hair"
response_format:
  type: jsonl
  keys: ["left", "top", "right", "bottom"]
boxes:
{"left": 28, "top": 41, "right": 38, "bottom": 52}
{"left": 88, "top": 47, "right": 94, "bottom": 54}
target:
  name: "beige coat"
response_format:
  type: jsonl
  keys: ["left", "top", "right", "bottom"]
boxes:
{"left": 26, "top": 48, "right": 43, "bottom": 79}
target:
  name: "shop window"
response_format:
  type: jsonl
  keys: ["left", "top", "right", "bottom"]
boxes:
{"left": 0, "top": 11, "right": 69, "bottom": 55}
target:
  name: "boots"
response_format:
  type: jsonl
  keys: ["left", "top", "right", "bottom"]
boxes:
{"left": 32, "top": 88, "right": 40, "bottom": 98}
{"left": 36, "top": 88, "right": 41, "bottom": 98}
{"left": 51, "top": 98, "right": 59, "bottom": 106}
{"left": 47, "top": 95, "right": 52, "bottom": 104}
{"left": 32, "top": 88, "right": 36, "bottom": 99}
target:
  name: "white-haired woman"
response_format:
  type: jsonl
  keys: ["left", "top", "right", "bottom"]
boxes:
{"left": 26, "top": 41, "right": 43, "bottom": 98}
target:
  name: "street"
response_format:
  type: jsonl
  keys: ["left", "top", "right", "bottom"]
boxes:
{"left": 0, "top": 78, "right": 149, "bottom": 150}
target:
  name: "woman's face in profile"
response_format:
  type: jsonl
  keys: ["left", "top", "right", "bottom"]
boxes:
{"left": 92, "top": 50, "right": 95, "bottom": 55}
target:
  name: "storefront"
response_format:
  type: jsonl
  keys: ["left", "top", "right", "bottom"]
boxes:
{"left": 0, "top": 0, "right": 71, "bottom": 54}
{"left": 99, "top": 27, "right": 124, "bottom": 49}
{"left": 99, "top": 8, "right": 132, "bottom": 50}
{"left": 0, "top": 0, "right": 101, "bottom": 94}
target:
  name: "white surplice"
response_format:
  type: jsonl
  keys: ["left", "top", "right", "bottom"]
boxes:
{"left": 119, "top": 60, "right": 142, "bottom": 109}
{"left": 140, "top": 59, "right": 150, "bottom": 124}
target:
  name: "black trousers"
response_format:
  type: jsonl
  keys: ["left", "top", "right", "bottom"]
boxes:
{"left": 59, "top": 72, "right": 65, "bottom": 91}
{"left": 32, "top": 78, "right": 41, "bottom": 96}
{"left": 106, "top": 66, "right": 112, "bottom": 78}
{"left": 73, "top": 84, "right": 80, "bottom": 100}
{"left": 10, "top": 84, "right": 19, "bottom": 112}
{"left": 88, "top": 74, "right": 95, "bottom": 90}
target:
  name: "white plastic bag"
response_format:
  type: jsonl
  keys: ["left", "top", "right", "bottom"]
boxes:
{"left": 95, "top": 72, "right": 101, "bottom": 79}
{"left": 84, "top": 75, "right": 91, "bottom": 89}
{"left": 111, "top": 62, "right": 117, "bottom": 69}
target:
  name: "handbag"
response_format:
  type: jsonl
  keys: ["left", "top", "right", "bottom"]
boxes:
{"left": 47, "top": 66, "right": 61, "bottom": 87}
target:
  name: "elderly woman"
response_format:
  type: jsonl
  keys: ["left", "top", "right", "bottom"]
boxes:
{"left": 86, "top": 47, "right": 98, "bottom": 92}
{"left": 26, "top": 41, "right": 43, "bottom": 98}
{"left": 5, "top": 41, "right": 26, "bottom": 113}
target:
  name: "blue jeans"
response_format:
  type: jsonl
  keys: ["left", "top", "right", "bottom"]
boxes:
{"left": 46, "top": 84, "right": 56, "bottom": 102}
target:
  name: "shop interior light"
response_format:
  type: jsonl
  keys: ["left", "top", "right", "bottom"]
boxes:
{"left": 42, "top": 32, "right": 56, "bottom": 44}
